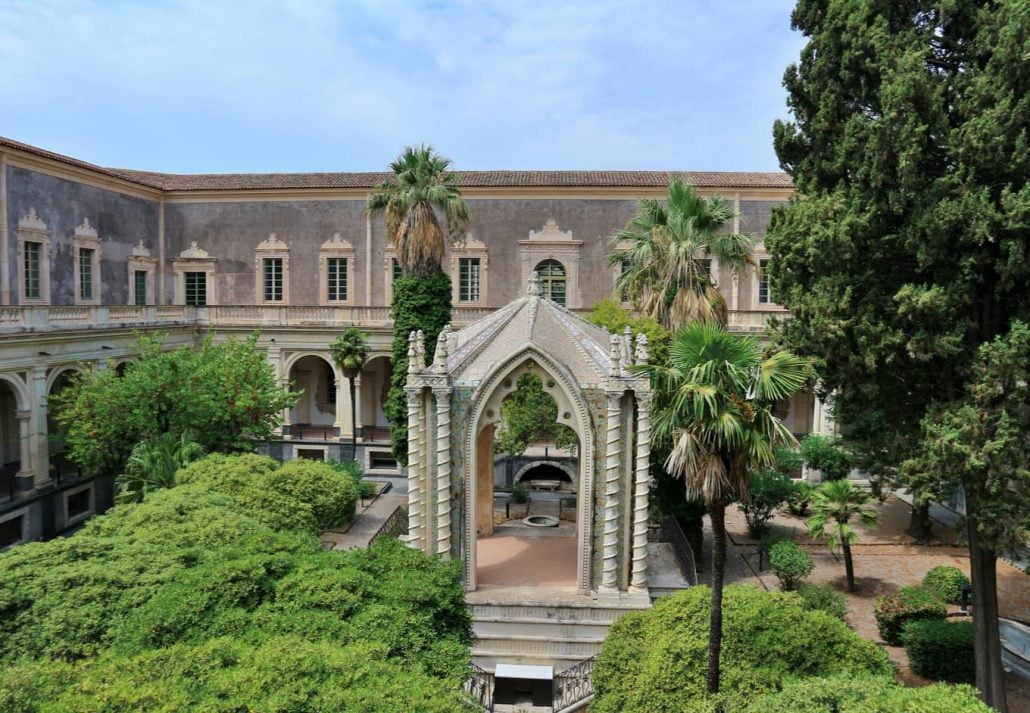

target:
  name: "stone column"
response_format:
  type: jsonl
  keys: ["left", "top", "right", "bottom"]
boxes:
{"left": 15, "top": 411, "right": 33, "bottom": 494}
{"left": 353, "top": 375, "right": 363, "bottom": 442}
{"left": 334, "top": 368, "right": 346, "bottom": 440}
{"left": 32, "top": 367, "right": 50, "bottom": 490}
{"left": 434, "top": 388, "right": 452, "bottom": 557}
{"left": 629, "top": 393, "right": 652, "bottom": 593}
{"left": 600, "top": 391, "right": 622, "bottom": 593}
{"left": 406, "top": 387, "right": 425, "bottom": 550}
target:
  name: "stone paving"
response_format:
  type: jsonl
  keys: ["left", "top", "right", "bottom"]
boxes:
{"left": 319, "top": 486, "right": 407, "bottom": 551}
{"left": 699, "top": 494, "right": 1030, "bottom": 710}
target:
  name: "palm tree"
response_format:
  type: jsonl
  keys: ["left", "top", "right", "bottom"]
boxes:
{"left": 366, "top": 145, "right": 470, "bottom": 276}
{"left": 641, "top": 321, "right": 811, "bottom": 694}
{"left": 610, "top": 178, "right": 755, "bottom": 329}
{"left": 116, "top": 430, "right": 203, "bottom": 503}
{"left": 330, "top": 327, "right": 369, "bottom": 459}
{"left": 808, "top": 479, "right": 879, "bottom": 593}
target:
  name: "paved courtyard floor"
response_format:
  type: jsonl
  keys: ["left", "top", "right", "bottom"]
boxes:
{"left": 477, "top": 522, "right": 578, "bottom": 587}
{"left": 700, "top": 494, "right": 1030, "bottom": 710}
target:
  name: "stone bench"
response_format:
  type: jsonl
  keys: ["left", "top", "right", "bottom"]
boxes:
{"left": 527, "top": 479, "right": 561, "bottom": 491}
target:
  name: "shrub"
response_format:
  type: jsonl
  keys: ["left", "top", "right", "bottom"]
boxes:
{"left": 797, "top": 583, "right": 848, "bottom": 621}
{"left": 787, "top": 481, "right": 815, "bottom": 516}
{"left": 331, "top": 459, "right": 377, "bottom": 498}
{"left": 269, "top": 459, "right": 359, "bottom": 530}
{"left": 799, "top": 434, "right": 852, "bottom": 481}
{"left": 922, "top": 565, "right": 970, "bottom": 605}
{"left": 592, "top": 585, "right": 891, "bottom": 712}
{"left": 769, "top": 540, "right": 814, "bottom": 591}
{"left": 741, "top": 674, "right": 990, "bottom": 712}
{"left": 510, "top": 484, "right": 529, "bottom": 503}
{"left": 740, "top": 469, "right": 795, "bottom": 537}
{"left": 873, "top": 586, "right": 948, "bottom": 645}
{"left": 902, "top": 619, "right": 975, "bottom": 683}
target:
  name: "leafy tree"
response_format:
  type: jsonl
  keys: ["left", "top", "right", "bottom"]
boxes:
{"left": 116, "top": 430, "right": 203, "bottom": 503}
{"left": 799, "top": 434, "right": 852, "bottom": 482}
{"left": 495, "top": 373, "right": 577, "bottom": 456}
{"left": 740, "top": 468, "right": 794, "bottom": 537}
{"left": 808, "top": 480, "right": 878, "bottom": 593}
{"left": 367, "top": 146, "right": 469, "bottom": 463}
{"left": 640, "top": 322, "right": 811, "bottom": 694}
{"left": 588, "top": 297, "right": 671, "bottom": 366}
{"left": 609, "top": 179, "right": 755, "bottom": 329}
{"left": 50, "top": 333, "right": 295, "bottom": 477}
{"left": 329, "top": 327, "right": 370, "bottom": 457}
{"left": 768, "top": 4, "right": 1028, "bottom": 706}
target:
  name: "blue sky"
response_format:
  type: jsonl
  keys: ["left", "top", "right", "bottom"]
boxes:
{"left": 0, "top": 1, "right": 804, "bottom": 173}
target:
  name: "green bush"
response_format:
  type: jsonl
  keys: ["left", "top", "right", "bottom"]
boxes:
{"left": 799, "top": 435, "right": 852, "bottom": 481}
{"left": 922, "top": 565, "right": 970, "bottom": 605}
{"left": 331, "top": 459, "right": 377, "bottom": 498}
{"left": 270, "top": 459, "right": 359, "bottom": 529}
{"left": 741, "top": 674, "right": 990, "bottom": 712}
{"left": 787, "top": 481, "right": 815, "bottom": 516}
{"left": 741, "top": 469, "right": 795, "bottom": 537}
{"left": 592, "top": 585, "right": 891, "bottom": 712}
{"left": 902, "top": 619, "right": 975, "bottom": 683}
{"left": 873, "top": 586, "right": 948, "bottom": 645}
{"left": 510, "top": 483, "right": 530, "bottom": 504}
{"left": 798, "top": 583, "right": 849, "bottom": 621}
{"left": 769, "top": 540, "right": 814, "bottom": 591}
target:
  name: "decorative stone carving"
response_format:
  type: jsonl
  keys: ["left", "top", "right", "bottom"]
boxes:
{"left": 620, "top": 326, "right": 633, "bottom": 372}
{"left": 528, "top": 218, "right": 573, "bottom": 242}
{"left": 74, "top": 218, "right": 98, "bottom": 239}
{"left": 635, "top": 332, "right": 649, "bottom": 365}
{"left": 131, "top": 240, "right": 152, "bottom": 258}
{"left": 321, "top": 233, "right": 352, "bottom": 250}
{"left": 432, "top": 325, "right": 451, "bottom": 374}
{"left": 256, "top": 232, "right": 289, "bottom": 251}
{"left": 18, "top": 208, "right": 47, "bottom": 232}
{"left": 527, "top": 271, "right": 542, "bottom": 296}
{"left": 179, "top": 241, "right": 209, "bottom": 259}
{"left": 608, "top": 334, "right": 621, "bottom": 378}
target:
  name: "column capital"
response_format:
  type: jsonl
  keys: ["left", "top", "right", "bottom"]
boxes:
{"left": 16, "top": 410, "right": 30, "bottom": 422}
{"left": 432, "top": 386, "right": 452, "bottom": 400}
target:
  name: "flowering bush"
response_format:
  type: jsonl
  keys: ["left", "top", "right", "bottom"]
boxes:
{"left": 873, "top": 586, "right": 947, "bottom": 645}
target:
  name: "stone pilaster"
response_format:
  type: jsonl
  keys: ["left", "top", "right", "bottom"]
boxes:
{"left": 434, "top": 388, "right": 452, "bottom": 557}
{"left": 333, "top": 367, "right": 346, "bottom": 439}
{"left": 630, "top": 393, "right": 652, "bottom": 593}
{"left": 406, "top": 387, "right": 425, "bottom": 549}
{"left": 353, "top": 375, "right": 363, "bottom": 442}
{"left": 600, "top": 391, "right": 622, "bottom": 593}
{"left": 31, "top": 366, "right": 50, "bottom": 490}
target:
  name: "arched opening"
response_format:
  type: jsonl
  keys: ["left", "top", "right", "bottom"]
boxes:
{"left": 0, "top": 378, "right": 22, "bottom": 501}
{"left": 534, "top": 259, "right": 566, "bottom": 306}
{"left": 360, "top": 355, "right": 393, "bottom": 444}
{"left": 514, "top": 462, "right": 575, "bottom": 491}
{"left": 47, "top": 368, "right": 81, "bottom": 480}
{"left": 468, "top": 354, "right": 592, "bottom": 592}
{"left": 288, "top": 354, "right": 337, "bottom": 441}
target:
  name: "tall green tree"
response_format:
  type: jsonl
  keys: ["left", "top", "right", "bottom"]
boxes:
{"left": 495, "top": 373, "right": 577, "bottom": 456}
{"left": 641, "top": 322, "right": 811, "bottom": 694}
{"left": 367, "top": 146, "right": 470, "bottom": 462}
{"left": 807, "top": 479, "right": 879, "bottom": 593}
{"left": 50, "top": 333, "right": 296, "bottom": 478}
{"left": 116, "top": 430, "right": 203, "bottom": 504}
{"left": 330, "top": 327, "right": 370, "bottom": 459}
{"left": 768, "top": 4, "right": 1028, "bottom": 707}
{"left": 609, "top": 178, "right": 755, "bottom": 329}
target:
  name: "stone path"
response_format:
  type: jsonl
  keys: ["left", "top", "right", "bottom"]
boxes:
{"left": 699, "top": 495, "right": 1030, "bottom": 710}
{"left": 320, "top": 490, "right": 407, "bottom": 551}
{"left": 478, "top": 529, "right": 578, "bottom": 587}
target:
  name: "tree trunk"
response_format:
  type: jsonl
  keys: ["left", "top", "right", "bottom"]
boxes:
{"left": 349, "top": 379, "right": 358, "bottom": 462}
{"left": 968, "top": 515, "right": 1007, "bottom": 712}
{"left": 707, "top": 501, "right": 726, "bottom": 695}
{"left": 908, "top": 499, "right": 932, "bottom": 542}
{"left": 842, "top": 542, "right": 856, "bottom": 593}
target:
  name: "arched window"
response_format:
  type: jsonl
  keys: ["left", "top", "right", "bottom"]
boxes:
{"left": 534, "top": 259, "right": 567, "bottom": 306}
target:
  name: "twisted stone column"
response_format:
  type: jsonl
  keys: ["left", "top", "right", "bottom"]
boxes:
{"left": 600, "top": 391, "right": 622, "bottom": 593}
{"left": 434, "top": 388, "right": 452, "bottom": 557}
{"left": 406, "top": 388, "right": 425, "bottom": 550}
{"left": 630, "top": 393, "right": 652, "bottom": 593}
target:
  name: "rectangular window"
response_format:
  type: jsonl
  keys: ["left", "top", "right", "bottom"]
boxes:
{"left": 24, "top": 242, "right": 41, "bottom": 300}
{"left": 133, "top": 270, "right": 147, "bottom": 306}
{"left": 78, "top": 248, "right": 94, "bottom": 300}
{"left": 0, "top": 515, "right": 24, "bottom": 549}
{"left": 263, "top": 258, "right": 283, "bottom": 302}
{"left": 184, "top": 272, "right": 207, "bottom": 306}
{"left": 459, "top": 258, "right": 481, "bottom": 302}
{"left": 392, "top": 258, "right": 402, "bottom": 281}
{"left": 327, "top": 257, "right": 348, "bottom": 302}
{"left": 66, "top": 489, "right": 92, "bottom": 519}
{"left": 758, "top": 259, "right": 772, "bottom": 304}
{"left": 618, "top": 259, "right": 631, "bottom": 301}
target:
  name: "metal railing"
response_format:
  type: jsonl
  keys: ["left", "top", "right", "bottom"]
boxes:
{"left": 371, "top": 505, "right": 408, "bottom": 544}
{"left": 463, "top": 663, "right": 494, "bottom": 711}
{"left": 552, "top": 655, "right": 596, "bottom": 711}
{"left": 661, "top": 516, "right": 700, "bottom": 586}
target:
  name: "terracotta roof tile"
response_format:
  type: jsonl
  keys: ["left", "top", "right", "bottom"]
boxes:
{"left": 1, "top": 136, "right": 793, "bottom": 192}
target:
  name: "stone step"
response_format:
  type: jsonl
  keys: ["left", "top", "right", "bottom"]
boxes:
{"left": 473, "top": 616, "right": 613, "bottom": 639}
{"left": 473, "top": 633, "right": 605, "bottom": 658}
{"left": 472, "top": 651, "right": 591, "bottom": 672}
{"left": 470, "top": 603, "right": 644, "bottom": 623}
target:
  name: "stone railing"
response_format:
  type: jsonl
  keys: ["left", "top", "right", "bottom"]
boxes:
{"left": 0, "top": 303, "right": 784, "bottom": 335}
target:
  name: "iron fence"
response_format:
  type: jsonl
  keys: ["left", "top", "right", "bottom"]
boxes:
{"left": 552, "top": 655, "right": 596, "bottom": 711}
{"left": 463, "top": 662, "right": 494, "bottom": 711}
{"left": 371, "top": 505, "right": 408, "bottom": 544}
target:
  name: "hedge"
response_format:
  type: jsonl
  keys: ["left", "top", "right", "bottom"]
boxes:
{"left": 873, "top": 585, "right": 948, "bottom": 645}
{"left": 741, "top": 674, "right": 991, "bottom": 712}
{"left": 902, "top": 619, "right": 975, "bottom": 684}
{"left": 922, "top": 566, "right": 970, "bottom": 605}
{"left": 591, "top": 585, "right": 891, "bottom": 712}
{"left": 797, "top": 583, "right": 848, "bottom": 621}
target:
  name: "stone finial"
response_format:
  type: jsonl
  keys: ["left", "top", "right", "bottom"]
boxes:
{"left": 620, "top": 326, "right": 634, "bottom": 371}
{"left": 415, "top": 330, "right": 426, "bottom": 368}
{"left": 407, "top": 331, "right": 419, "bottom": 375}
{"left": 74, "top": 217, "right": 98, "bottom": 239}
{"left": 18, "top": 207, "right": 47, "bottom": 232}
{"left": 257, "top": 233, "right": 289, "bottom": 250}
{"left": 635, "top": 332, "right": 649, "bottom": 365}
{"left": 527, "top": 271, "right": 542, "bottom": 297}
{"left": 131, "top": 240, "right": 152, "bottom": 258}
{"left": 321, "top": 233, "right": 353, "bottom": 250}
{"left": 609, "top": 333, "right": 622, "bottom": 378}
{"left": 433, "top": 325, "right": 451, "bottom": 373}
{"left": 179, "top": 241, "right": 210, "bottom": 259}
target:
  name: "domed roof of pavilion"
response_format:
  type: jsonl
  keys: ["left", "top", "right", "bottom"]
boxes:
{"left": 441, "top": 273, "right": 619, "bottom": 388}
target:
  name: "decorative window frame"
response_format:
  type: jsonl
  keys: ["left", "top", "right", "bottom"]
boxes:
{"left": 751, "top": 247, "right": 779, "bottom": 310}
{"left": 172, "top": 242, "right": 218, "bottom": 306}
{"left": 519, "top": 219, "right": 583, "bottom": 308}
{"left": 451, "top": 234, "right": 489, "bottom": 306}
{"left": 383, "top": 248, "right": 401, "bottom": 304}
{"left": 319, "top": 234, "right": 356, "bottom": 305}
{"left": 62, "top": 482, "right": 95, "bottom": 528}
{"left": 254, "top": 233, "right": 290, "bottom": 305}
{"left": 72, "top": 218, "right": 102, "bottom": 305}
{"left": 292, "top": 444, "right": 329, "bottom": 462}
{"left": 126, "top": 240, "right": 157, "bottom": 306}
{"left": 16, "top": 208, "right": 50, "bottom": 305}
{"left": 0, "top": 506, "right": 29, "bottom": 550}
